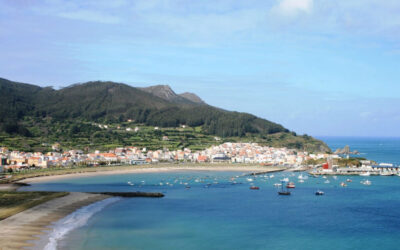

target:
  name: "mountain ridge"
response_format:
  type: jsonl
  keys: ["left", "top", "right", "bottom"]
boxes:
{"left": 0, "top": 77, "right": 331, "bottom": 153}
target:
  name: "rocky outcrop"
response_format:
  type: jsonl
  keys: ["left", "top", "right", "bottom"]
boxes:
{"left": 334, "top": 145, "right": 360, "bottom": 155}
{"left": 179, "top": 92, "right": 205, "bottom": 104}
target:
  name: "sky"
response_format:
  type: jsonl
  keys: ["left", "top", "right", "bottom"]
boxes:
{"left": 1, "top": 0, "right": 400, "bottom": 137}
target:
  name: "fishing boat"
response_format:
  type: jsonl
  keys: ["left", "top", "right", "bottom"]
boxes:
{"left": 286, "top": 182, "right": 295, "bottom": 188}
{"left": 250, "top": 186, "right": 260, "bottom": 190}
{"left": 315, "top": 190, "right": 324, "bottom": 195}
{"left": 278, "top": 180, "right": 291, "bottom": 195}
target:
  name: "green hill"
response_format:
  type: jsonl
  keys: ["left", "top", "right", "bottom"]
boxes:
{"left": 0, "top": 77, "right": 330, "bottom": 153}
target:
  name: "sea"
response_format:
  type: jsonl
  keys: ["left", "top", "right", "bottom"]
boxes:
{"left": 20, "top": 137, "right": 400, "bottom": 250}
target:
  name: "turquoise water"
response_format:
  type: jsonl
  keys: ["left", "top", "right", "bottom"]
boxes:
{"left": 318, "top": 136, "right": 400, "bottom": 165}
{"left": 22, "top": 171, "right": 400, "bottom": 250}
{"left": 21, "top": 137, "right": 400, "bottom": 249}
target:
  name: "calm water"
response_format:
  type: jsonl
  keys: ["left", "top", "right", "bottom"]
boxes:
{"left": 21, "top": 137, "right": 400, "bottom": 250}
{"left": 318, "top": 136, "right": 400, "bottom": 165}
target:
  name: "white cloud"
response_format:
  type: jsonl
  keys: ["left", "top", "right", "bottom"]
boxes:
{"left": 58, "top": 10, "right": 121, "bottom": 24}
{"left": 272, "top": 0, "right": 313, "bottom": 17}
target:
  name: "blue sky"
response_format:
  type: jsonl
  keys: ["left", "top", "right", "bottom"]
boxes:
{"left": 1, "top": 0, "right": 400, "bottom": 137}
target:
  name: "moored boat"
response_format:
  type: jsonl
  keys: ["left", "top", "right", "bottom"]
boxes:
{"left": 286, "top": 182, "right": 295, "bottom": 188}
{"left": 315, "top": 190, "right": 324, "bottom": 195}
{"left": 361, "top": 180, "right": 371, "bottom": 185}
{"left": 278, "top": 180, "right": 291, "bottom": 195}
{"left": 360, "top": 172, "right": 370, "bottom": 176}
{"left": 250, "top": 186, "right": 260, "bottom": 190}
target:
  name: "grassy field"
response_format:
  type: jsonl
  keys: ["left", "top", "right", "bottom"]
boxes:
{"left": 0, "top": 191, "right": 68, "bottom": 220}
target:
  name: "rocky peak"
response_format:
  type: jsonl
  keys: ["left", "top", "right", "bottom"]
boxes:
{"left": 140, "top": 85, "right": 177, "bottom": 102}
{"left": 179, "top": 92, "right": 205, "bottom": 104}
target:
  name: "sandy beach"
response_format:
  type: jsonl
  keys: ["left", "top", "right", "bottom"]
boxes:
{"left": 0, "top": 192, "right": 108, "bottom": 249}
{"left": 21, "top": 164, "right": 285, "bottom": 184}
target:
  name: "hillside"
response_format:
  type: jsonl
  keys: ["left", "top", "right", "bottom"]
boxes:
{"left": 0, "top": 78, "right": 330, "bottom": 153}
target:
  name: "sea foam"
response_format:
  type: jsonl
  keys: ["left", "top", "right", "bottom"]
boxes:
{"left": 43, "top": 197, "right": 121, "bottom": 250}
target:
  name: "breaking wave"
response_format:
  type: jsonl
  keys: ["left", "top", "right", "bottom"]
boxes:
{"left": 43, "top": 197, "right": 121, "bottom": 250}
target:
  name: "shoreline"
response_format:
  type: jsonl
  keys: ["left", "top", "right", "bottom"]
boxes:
{"left": 0, "top": 192, "right": 109, "bottom": 249}
{"left": 20, "top": 164, "right": 286, "bottom": 184}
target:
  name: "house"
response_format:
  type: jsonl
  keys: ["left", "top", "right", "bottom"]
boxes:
{"left": 100, "top": 153, "right": 118, "bottom": 162}
{"left": 197, "top": 155, "right": 208, "bottom": 163}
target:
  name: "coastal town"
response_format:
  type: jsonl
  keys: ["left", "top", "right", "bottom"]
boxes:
{"left": 0, "top": 142, "right": 334, "bottom": 172}
{"left": 1, "top": 142, "right": 399, "bottom": 176}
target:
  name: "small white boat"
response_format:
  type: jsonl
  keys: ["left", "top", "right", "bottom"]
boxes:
{"left": 359, "top": 172, "right": 370, "bottom": 176}
{"left": 269, "top": 174, "right": 275, "bottom": 178}
{"left": 361, "top": 180, "right": 371, "bottom": 185}
{"left": 298, "top": 179, "right": 304, "bottom": 183}
{"left": 246, "top": 178, "right": 254, "bottom": 182}
{"left": 281, "top": 177, "right": 289, "bottom": 182}
{"left": 380, "top": 171, "right": 393, "bottom": 176}
{"left": 298, "top": 174, "right": 307, "bottom": 180}
{"left": 274, "top": 183, "right": 282, "bottom": 187}
{"left": 324, "top": 180, "right": 330, "bottom": 184}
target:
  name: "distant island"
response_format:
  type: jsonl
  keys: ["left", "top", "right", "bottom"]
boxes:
{"left": 0, "top": 77, "right": 330, "bottom": 153}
